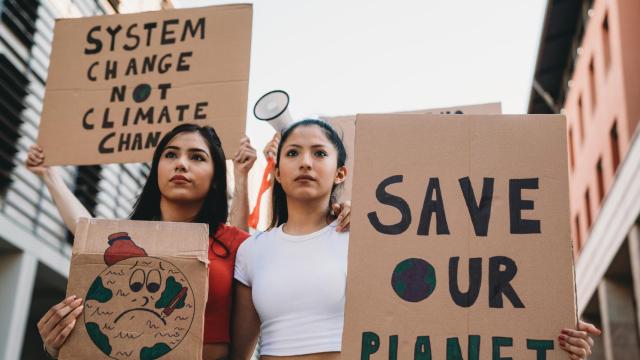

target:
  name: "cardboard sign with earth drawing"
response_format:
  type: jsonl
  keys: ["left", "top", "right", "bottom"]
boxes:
{"left": 59, "top": 218, "right": 209, "bottom": 360}
{"left": 324, "top": 102, "right": 502, "bottom": 204}
{"left": 38, "top": 4, "right": 252, "bottom": 166}
{"left": 342, "top": 114, "right": 576, "bottom": 359}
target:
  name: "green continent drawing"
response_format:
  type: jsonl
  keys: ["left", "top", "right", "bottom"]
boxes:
{"left": 140, "top": 343, "right": 171, "bottom": 360}
{"left": 86, "top": 276, "right": 113, "bottom": 303}
{"left": 155, "top": 276, "right": 186, "bottom": 309}
{"left": 391, "top": 258, "right": 437, "bottom": 302}
{"left": 86, "top": 322, "right": 112, "bottom": 355}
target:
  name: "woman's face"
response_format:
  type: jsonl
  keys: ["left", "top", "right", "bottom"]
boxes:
{"left": 276, "top": 125, "right": 346, "bottom": 202}
{"left": 157, "top": 132, "right": 214, "bottom": 204}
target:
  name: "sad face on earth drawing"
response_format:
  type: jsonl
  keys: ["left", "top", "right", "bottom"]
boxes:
{"left": 83, "top": 232, "right": 195, "bottom": 360}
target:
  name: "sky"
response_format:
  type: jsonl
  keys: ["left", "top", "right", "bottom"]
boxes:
{"left": 174, "top": 0, "right": 548, "bottom": 150}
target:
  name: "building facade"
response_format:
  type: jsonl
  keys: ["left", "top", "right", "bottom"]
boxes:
{"left": 529, "top": 0, "right": 640, "bottom": 358}
{"left": 0, "top": 1, "right": 167, "bottom": 359}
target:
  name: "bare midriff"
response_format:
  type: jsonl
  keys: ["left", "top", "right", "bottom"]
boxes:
{"left": 261, "top": 352, "right": 341, "bottom": 360}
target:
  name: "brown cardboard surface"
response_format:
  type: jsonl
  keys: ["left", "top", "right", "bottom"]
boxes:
{"left": 342, "top": 114, "right": 576, "bottom": 359}
{"left": 325, "top": 103, "right": 501, "bottom": 204}
{"left": 59, "top": 218, "right": 209, "bottom": 360}
{"left": 38, "top": 4, "right": 252, "bottom": 165}
{"left": 399, "top": 102, "right": 502, "bottom": 115}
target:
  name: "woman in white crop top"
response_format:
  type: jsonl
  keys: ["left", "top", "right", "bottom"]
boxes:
{"left": 231, "top": 119, "right": 348, "bottom": 360}
{"left": 229, "top": 119, "right": 600, "bottom": 360}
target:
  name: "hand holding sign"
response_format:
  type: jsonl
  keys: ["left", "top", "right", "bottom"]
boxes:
{"left": 38, "top": 295, "right": 84, "bottom": 359}
{"left": 233, "top": 136, "right": 257, "bottom": 177}
{"left": 559, "top": 321, "right": 601, "bottom": 359}
{"left": 263, "top": 132, "right": 281, "bottom": 160}
{"left": 25, "top": 144, "right": 50, "bottom": 178}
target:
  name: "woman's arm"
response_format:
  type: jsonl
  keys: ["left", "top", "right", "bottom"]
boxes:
{"left": 230, "top": 282, "right": 261, "bottom": 360}
{"left": 229, "top": 137, "right": 257, "bottom": 231}
{"left": 26, "top": 145, "right": 92, "bottom": 235}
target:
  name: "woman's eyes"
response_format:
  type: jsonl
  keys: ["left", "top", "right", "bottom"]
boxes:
{"left": 163, "top": 151, "right": 206, "bottom": 162}
{"left": 285, "top": 149, "right": 328, "bottom": 157}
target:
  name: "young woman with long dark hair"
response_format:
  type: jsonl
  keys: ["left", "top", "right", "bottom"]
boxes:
{"left": 28, "top": 124, "right": 255, "bottom": 360}
{"left": 231, "top": 119, "right": 349, "bottom": 360}
{"left": 229, "top": 119, "right": 600, "bottom": 360}
{"left": 28, "top": 123, "right": 352, "bottom": 360}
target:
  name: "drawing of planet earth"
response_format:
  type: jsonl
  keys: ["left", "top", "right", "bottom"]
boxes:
{"left": 391, "top": 258, "right": 437, "bottom": 302}
{"left": 83, "top": 232, "right": 195, "bottom": 360}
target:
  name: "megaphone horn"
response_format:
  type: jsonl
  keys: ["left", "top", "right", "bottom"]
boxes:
{"left": 253, "top": 90, "right": 294, "bottom": 132}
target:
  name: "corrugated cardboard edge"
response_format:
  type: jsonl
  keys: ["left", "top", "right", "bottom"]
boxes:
{"left": 53, "top": 3, "right": 252, "bottom": 24}
{"left": 73, "top": 218, "right": 209, "bottom": 265}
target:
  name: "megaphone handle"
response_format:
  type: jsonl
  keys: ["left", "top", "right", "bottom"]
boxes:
{"left": 248, "top": 158, "right": 276, "bottom": 229}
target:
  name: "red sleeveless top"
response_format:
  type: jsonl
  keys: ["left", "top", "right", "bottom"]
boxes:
{"left": 204, "top": 224, "right": 250, "bottom": 343}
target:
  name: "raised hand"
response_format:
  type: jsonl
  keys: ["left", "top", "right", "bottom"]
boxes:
{"left": 25, "top": 144, "right": 50, "bottom": 177}
{"left": 38, "top": 295, "right": 84, "bottom": 358}
{"left": 234, "top": 136, "right": 258, "bottom": 177}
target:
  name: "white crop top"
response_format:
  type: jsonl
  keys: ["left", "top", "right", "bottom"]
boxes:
{"left": 234, "top": 221, "right": 349, "bottom": 356}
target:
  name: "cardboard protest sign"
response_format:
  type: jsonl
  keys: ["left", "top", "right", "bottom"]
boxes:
{"left": 38, "top": 4, "right": 252, "bottom": 165}
{"left": 59, "top": 218, "right": 209, "bottom": 360}
{"left": 342, "top": 114, "right": 576, "bottom": 359}
{"left": 324, "top": 102, "right": 501, "bottom": 203}
{"left": 399, "top": 102, "right": 502, "bottom": 115}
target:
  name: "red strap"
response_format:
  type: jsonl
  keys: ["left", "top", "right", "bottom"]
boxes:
{"left": 248, "top": 158, "right": 275, "bottom": 229}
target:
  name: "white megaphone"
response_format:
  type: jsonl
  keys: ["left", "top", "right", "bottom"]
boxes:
{"left": 253, "top": 90, "right": 294, "bottom": 132}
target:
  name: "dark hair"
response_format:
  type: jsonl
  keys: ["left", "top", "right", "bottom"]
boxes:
{"left": 130, "top": 124, "right": 230, "bottom": 256}
{"left": 268, "top": 119, "right": 347, "bottom": 230}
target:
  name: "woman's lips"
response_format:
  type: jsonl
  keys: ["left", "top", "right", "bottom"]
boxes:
{"left": 295, "top": 175, "right": 316, "bottom": 182}
{"left": 170, "top": 175, "right": 190, "bottom": 183}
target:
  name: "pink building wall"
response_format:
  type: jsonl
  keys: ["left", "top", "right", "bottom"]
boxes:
{"left": 565, "top": 0, "right": 640, "bottom": 254}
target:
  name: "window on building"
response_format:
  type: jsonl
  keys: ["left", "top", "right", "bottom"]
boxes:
{"left": 74, "top": 166, "right": 102, "bottom": 216}
{"left": 569, "top": 128, "right": 576, "bottom": 171}
{"left": 66, "top": 165, "right": 102, "bottom": 243}
{"left": 610, "top": 121, "right": 620, "bottom": 173}
{"left": 589, "top": 58, "right": 597, "bottom": 114}
{"left": 556, "top": 0, "right": 595, "bottom": 113}
{"left": 602, "top": 12, "right": 611, "bottom": 73}
{"left": 1, "top": 0, "right": 39, "bottom": 48}
{"left": 0, "top": 55, "right": 29, "bottom": 196}
{"left": 0, "top": 0, "right": 39, "bottom": 196}
{"left": 585, "top": 188, "right": 592, "bottom": 229}
{"left": 596, "top": 158, "right": 605, "bottom": 204}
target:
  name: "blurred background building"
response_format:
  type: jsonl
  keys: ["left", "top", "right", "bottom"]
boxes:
{"left": 529, "top": 0, "right": 640, "bottom": 358}
{"left": 0, "top": 0, "right": 168, "bottom": 359}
